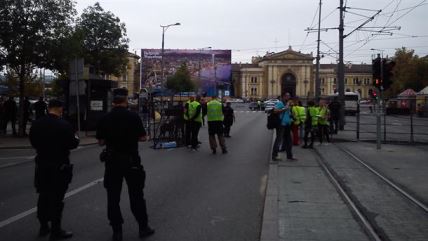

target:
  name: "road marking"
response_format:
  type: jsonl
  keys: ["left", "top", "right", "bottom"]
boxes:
{"left": 0, "top": 156, "right": 34, "bottom": 161}
{"left": 0, "top": 177, "right": 103, "bottom": 229}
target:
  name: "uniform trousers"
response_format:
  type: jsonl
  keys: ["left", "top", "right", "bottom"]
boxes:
{"left": 190, "top": 121, "right": 201, "bottom": 149}
{"left": 104, "top": 162, "right": 148, "bottom": 228}
{"left": 207, "top": 121, "right": 226, "bottom": 150}
{"left": 35, "top": 164, "right": 70, "bottom": 230}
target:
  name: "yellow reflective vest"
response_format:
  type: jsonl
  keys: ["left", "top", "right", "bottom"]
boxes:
{"left": 189, "top": 101, "right": 202, "bottom": 123}
{"left": 207, "top": 99, "right": 224, "bottom": 122}
{"left": 308, "top": 106, "right": 319, "bottom": 127}
{"left": 183, "top": 100, "right": 191, "bottom": 121}
{"left": 318, "top": 106, "right": 329, "bottom": 125}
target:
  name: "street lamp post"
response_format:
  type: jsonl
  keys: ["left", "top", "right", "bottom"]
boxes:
{"left": 160, "top": 22, "right": 180, "bottom": 91}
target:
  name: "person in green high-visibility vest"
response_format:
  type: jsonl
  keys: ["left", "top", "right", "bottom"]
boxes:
{"left": 188, "top": 96, "right": 203, "bottom": 150}
{"left": 318, "top": 99, "right": 331, "bottom": 144}
{"left": 207, "top": 96, "right": 227, "bottom": 154}
{"left": 302, "top": 100, "right": 319, "bottom": 148}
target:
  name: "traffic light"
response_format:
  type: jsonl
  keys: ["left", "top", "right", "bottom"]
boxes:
{"left": 372, "top": 56, "right": 382, "bottom": 88}
{"left": 382, "top": 60, "right": 395, "bottom": 90}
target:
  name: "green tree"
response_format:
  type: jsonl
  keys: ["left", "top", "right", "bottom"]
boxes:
{"left": 0, "top": 0, "right": 75, "bottom": 136}
{"left": 166, "top": 62, "right": 195, "bottom": 93}
{"left": 77, "top": 2, "right": 129, "bottom": 76}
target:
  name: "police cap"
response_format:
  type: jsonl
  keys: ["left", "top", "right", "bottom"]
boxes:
{"left": 48, "top": 99, "right": 63, "bottom": 108}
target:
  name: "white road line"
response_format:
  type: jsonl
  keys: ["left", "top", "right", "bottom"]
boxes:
{"left": 0, "top": 177, "right": 103, "bottom": 229}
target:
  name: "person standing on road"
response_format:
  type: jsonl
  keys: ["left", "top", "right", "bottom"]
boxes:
{"left": 183, "top": 97, "right": 193, "bottom": 147}
{"left": 22, "top": 97, "right": 32, "bottom": 135}
{"left": 272, "top": 93, "right": 296, "bottom": 161}
{"left": 29, "top": 99, "right": 79, "bottom": 240}
{"left": 302, "top": 100, "right": 319, "bottom": 149}
{"left": 290, "top": 99, "right": 301, "bottom": 146}
{"left": 96, "top": 88, "right": 154, "bottom": 241}
{"left": 2, "top": 96, "right": 17, "bottom": 135}
{"left": 207, "top": 96, "right": 227, "bottom": 154}
{"left": 223, "top": 102, "right": 235, "bottom": 138}
{"left": 318, "top": 99, "right": 331, "bottom": 144}
{"left": 188, "top": 95, "right": 203, "bottom": 151}
{"left": 328, "top": 96, "right": 340, "bottom": 134}
{"left": 34, "top": 96, "right": 48, "bottom": 120}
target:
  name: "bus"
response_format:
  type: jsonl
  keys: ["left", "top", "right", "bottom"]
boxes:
{"left": 329, "top": 91, "right": 360, "bottom": 115}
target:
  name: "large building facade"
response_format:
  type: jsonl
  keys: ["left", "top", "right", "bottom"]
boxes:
{"left": 232, "top": 47, "right": 373, "bottom": 99}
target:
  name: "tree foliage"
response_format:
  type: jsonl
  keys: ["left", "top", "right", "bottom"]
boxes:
{"left": 385, "top": 47, "right": 428, "bottom": 97}
{"left": 77, "top": 2, "right": 129, "bottom": 76}
{"left": 166, "top": 62, "right": 195, "bottom": 93}
{"left": 0, "top": 0, "right": 76, "bottom": 136}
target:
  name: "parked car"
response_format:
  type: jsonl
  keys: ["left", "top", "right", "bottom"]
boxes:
{"left": 249, "top": 101, "right": 264, "bottom": 111}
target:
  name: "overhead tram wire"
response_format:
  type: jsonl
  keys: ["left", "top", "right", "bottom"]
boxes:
{"left": 345, "top": 0, "right": 427, "bottom": 58}
{"left": 299, "top": 4, "right": 321, "bottom": 52}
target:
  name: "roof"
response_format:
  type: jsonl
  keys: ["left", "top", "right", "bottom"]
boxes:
{"left": 417, "top": 86, "right": 428, "bottom": 95}
{"left": 398, "top": 88, "right": 417, "bottom": 97}
{"left": 320, "top": 64, "right": 372, "bottom": 74}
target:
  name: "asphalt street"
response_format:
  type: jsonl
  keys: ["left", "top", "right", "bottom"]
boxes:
{"left": 0, "top": 104, "right": 272, "bottom": 241}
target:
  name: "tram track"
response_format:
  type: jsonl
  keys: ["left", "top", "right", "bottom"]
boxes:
{"left": 314, "top": 143, "right": 428, "bottom": 241}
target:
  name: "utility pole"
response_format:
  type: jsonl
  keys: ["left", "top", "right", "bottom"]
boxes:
{"left": 338, "top": 0, "right": 346, "bottom": 130}
{"left": 315, "top": 0, "right": 322, "bottom": 100}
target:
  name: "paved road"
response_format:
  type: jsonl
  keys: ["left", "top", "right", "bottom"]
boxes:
{"left": 0, "top": 106, "right": 272, "bottom": 241}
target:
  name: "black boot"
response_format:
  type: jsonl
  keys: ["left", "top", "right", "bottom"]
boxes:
{"left": 39, "top": 222, "right": 50, "bottom": 237}
{"left": 50, "top": 220, "right": 72, "bottom": 240}
{"left": 139, "top": 225, "right": 155, "bottom": 238}
{"left": 112, "top": 225, "right": 122, "bottom": 241}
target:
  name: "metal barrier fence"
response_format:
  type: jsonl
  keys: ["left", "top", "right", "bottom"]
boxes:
{"left": 342, "top": 103, "right": 428, "bottom": 144}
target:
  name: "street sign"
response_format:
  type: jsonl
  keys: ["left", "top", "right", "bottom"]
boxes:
{"left": 225, "top": 90, "right": 230, "bottom": 96}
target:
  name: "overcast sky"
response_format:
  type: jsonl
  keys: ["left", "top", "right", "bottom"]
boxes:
{"left": 75, "top": 0, "right": 428, "bottom": 64}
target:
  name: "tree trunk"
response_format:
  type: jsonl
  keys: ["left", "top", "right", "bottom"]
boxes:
{"left": 17, "top": 64, "right": 27, "bottom": 137}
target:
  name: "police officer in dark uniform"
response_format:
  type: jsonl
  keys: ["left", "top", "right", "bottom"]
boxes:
{"left": 96, "top": 88, "right": 154, "bottom": 241}
{"left": 29, "top": 99, "right": 79, "bottom": 240}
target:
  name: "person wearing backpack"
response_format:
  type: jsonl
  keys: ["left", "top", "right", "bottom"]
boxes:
{"left": 272, "top": 93, "right": 297, "bottom": 161}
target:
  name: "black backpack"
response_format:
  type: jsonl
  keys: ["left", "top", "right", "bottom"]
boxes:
{"left": 267, "top": 110, "right": 280, "bottom": 130}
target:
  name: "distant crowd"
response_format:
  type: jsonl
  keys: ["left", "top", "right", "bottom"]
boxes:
{"left": 0, "top": 96, "right": 48, "bottom": 136}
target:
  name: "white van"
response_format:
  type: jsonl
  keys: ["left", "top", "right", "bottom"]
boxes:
{"left": 329, "top": 91, "right": 360, "bottom": 115}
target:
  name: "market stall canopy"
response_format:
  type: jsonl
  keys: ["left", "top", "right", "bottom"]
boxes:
{"left": 397, "top": 88, "right": 416, "bottom": 97}
{"left": 417, "top": 86, "right": 428, "bottom": 95}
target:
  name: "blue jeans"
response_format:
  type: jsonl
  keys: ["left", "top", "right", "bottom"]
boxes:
{"left": 272, "top": 125, "right": 293, "bottom": 159}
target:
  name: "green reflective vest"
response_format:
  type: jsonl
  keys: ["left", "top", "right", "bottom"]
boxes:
{"left": 308, "top": 106, "right": 319, "bottom": 127}
{"left": 318, "top": 106, "right": 329, "bottom": 125}
{"left": 297, "top": 106, "right": 306, "bottom": 124}
{"left": 189, "top": 101, "right": 202, "bottom": 123}
{"left": 292, "top": 106, "right": 300, "bottom": 125}
{"left": 183, "top": 100, "right": 191, "bottom": 120}
{"left": 207, "top": 99, "right": 224, "bottom": 122}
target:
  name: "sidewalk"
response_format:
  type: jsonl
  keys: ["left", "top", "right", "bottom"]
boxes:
{"left": 261, "top": 130, "right": 428, "bottom": 241}
{"left": 0, "top": 132, "right": 98, "bottom": 149}
{"left": 261, "top": 145, "right": 370, "bottom": 241}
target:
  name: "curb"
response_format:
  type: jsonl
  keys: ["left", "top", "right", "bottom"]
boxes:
{"left": 260, "top": 130, "right": 279, "bottom": 241}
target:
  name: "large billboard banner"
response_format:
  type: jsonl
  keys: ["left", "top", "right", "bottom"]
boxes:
{"left": 141, "top": 49, "right": 232, "bottom": 96}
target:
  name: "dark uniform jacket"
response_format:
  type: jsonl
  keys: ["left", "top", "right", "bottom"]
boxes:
{"left": 223, "top": 106, "right": 234, "bottom": 126}
{"left": 29, "top": 114, "right": 79, "bottom": 191}
{"left": 30, "top": 114, "right": 79, "bottom": 164}
{"left": 96, "top": 106, "right": 146, "bottom": 156}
